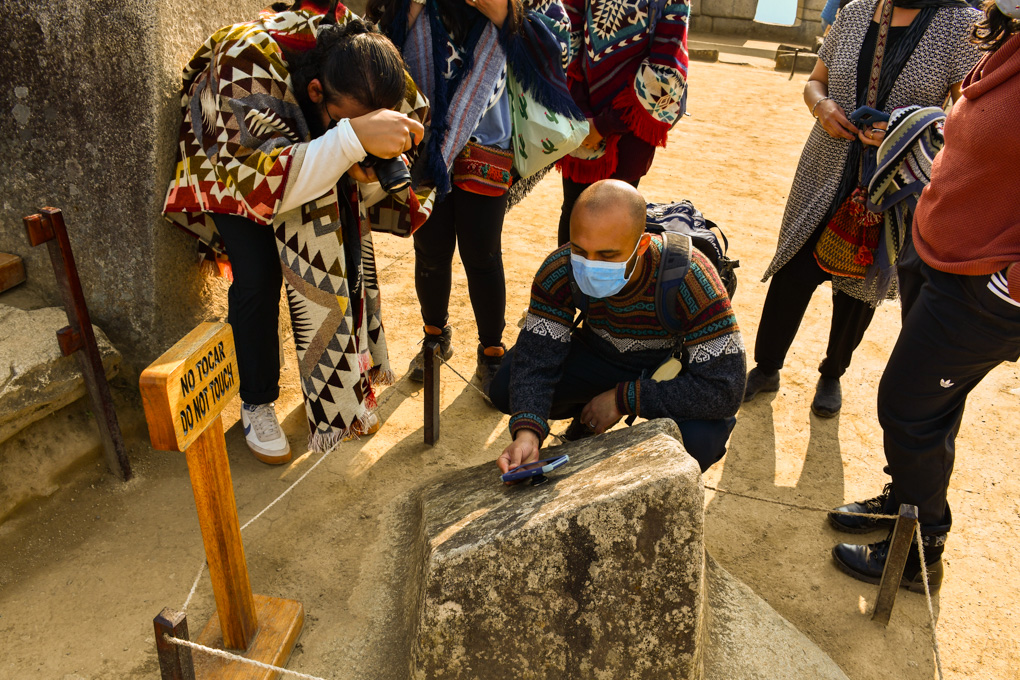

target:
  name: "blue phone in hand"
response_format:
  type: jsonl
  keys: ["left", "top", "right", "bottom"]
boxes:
{"left": 849, "top": 106, "right": 890, "bottom": 128}
{"left": 501, "top": 455, "right": 570, "bottom": 484}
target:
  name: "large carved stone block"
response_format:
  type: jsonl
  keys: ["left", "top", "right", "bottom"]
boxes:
{"left": 413, "top": 419, "right": 706, "bottom": 680}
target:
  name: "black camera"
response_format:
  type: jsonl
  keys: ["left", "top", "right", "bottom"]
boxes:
{"left": 361, "top": 154, "right": 412, "bottom": 194}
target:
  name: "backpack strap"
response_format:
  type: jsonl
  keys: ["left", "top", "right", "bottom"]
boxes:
{"left": 655, "top": 231, "right": 692, "bottom": 337}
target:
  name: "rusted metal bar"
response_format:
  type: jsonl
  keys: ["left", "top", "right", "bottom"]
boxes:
{"left": 423, "top": 338, "right": 441, "bottom": 445}
{"left": 872, "top": 503, "right": 919, "bottom": 625}
{"left": 154, "top": 608, "right": 196, "bottom": 680}
{"left": 23, "top": 207, "right": 132, "bottom": 480}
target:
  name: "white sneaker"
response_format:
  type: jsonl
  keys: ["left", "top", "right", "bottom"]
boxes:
{"left": 241, "top": 402, "right": 291, "bottom": 465}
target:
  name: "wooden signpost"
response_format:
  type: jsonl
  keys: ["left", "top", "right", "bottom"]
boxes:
{"left": 141, "top": 322, "right": 303, "bottom": 678}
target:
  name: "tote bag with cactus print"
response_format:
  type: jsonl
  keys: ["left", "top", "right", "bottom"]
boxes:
{"left": 507, "top": 70, "right": 588, "bottom": 179}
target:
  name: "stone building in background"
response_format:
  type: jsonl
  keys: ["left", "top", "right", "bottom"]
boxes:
{"left": 691, "top": 0, "right": 829, "bottom": 45}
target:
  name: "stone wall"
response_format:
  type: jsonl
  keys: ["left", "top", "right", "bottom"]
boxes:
{"left": 0, "top": 0, "right": 267, "bottom": 367}
{"left": 690, "top": 0, "right": 829, "bottom": 45}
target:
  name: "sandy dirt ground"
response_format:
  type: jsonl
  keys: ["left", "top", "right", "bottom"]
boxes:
{"left": 1, "top": 60, "right": 1018, "bottom": 680}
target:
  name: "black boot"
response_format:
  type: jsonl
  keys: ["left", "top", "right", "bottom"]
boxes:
{"left": 828, "top": 483, "right": 897, "bottom": 533}
{"left": 407, "top": 326, "right": 453, "bottom": 382}
{"left": 832, "top": 531, "right": 946, "bottom": 593}
{"left": 475, "top": 344, "right": 505, "bottom": 400}
{"left": 743, "top": 367, "right": 780, "bottom": 402}
{"left": 811, "top": 376, "right": 842, "bottom": 417}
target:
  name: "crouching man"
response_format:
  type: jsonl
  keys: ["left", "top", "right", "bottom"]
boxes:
{"left": 490, "top": 180, "right": 745, "bottom": 473}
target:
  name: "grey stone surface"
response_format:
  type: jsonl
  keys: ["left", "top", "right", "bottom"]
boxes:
{"left": 412, "top": 419, "right": 706, "bottom": 680}
{"left": 0, "top": 0, "right": 268, "bottom": 367}
{"left": 0, "top": 304, "right": 120, "bottom": 446}
{"left": 704, "top": 555, "right": 851, "bottom": 680}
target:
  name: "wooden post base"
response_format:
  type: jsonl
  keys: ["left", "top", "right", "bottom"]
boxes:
{"left": 193, "top": 595, "right": 304, "bottom": 679}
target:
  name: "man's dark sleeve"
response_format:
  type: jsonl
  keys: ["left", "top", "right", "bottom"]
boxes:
{"left": 614, "top": 250, "right": 746, "bottom": 422}
{"left": 508, "top": 248, "right": 577, "bottom": 443}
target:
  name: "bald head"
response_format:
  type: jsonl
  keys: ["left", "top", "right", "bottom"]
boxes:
{"left": 571, "top": 180, "right": 647, "bottom": 242}
{"left": 568, "top": 180, "right": 649, "bottom": 266}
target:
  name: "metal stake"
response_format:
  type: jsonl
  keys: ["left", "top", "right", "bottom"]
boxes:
{"left": 24, "top": 207, "right": 131, "bottom": 480}
{"left": 154, "top": 608, "right": 196, "bottom": 680}
{"left": 423, "top": 338, "right": 441, "bottom": 445}
{"left": 872, "top": 503, "right": 919, "bottom": 625}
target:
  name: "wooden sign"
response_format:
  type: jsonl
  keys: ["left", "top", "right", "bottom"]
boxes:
{"left": 141, "top": 323, "right": 240, "bottom": 452}
{"left": 142, "top": 322, "right": 304, "bottom": 676}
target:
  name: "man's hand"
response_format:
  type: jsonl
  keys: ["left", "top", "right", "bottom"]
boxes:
{"left": 498, "top": 430, "right": 541, "bottom": 476}
{"left": 579, "top": 388, "right": 623, "bottom": 435}
{"left": 349, "top": 110, "right": 425, "bottom": 159}
{"left": 580, "top": 118, "right": 603, "bottom": 150}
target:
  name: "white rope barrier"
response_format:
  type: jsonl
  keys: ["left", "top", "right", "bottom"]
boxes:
{"left": 164, "top": 634, "right": 328, "bottom": 680}
{"left": 705, "top": 483, "right": 943, "bottom": 680}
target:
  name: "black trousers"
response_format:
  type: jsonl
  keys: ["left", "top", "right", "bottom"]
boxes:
{"left": 489, "top": 339, "right": 737, "bottom": 471}
{"left": 212, "top": 213, "right": 282, "bottom": 405}
{"left": 413, "top": 187, "right": 508, "bottom": 348}
{"left": 558, "top": 177, "right": 640, "bottom": 246}
{"left": 879, "top": 239, "right": 1020, "bottom": 530}
{"left": 754, "top": 230, "right": 876, "bottom": 378}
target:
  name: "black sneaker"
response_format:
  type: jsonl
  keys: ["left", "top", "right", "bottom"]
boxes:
{"left": 743, "top": 367, "right": 780, "bottom": 402}
{"left": 407, "top": 326, "right": 453, "bottom": 382}
{"left": 811, "top": 376, "right": 842, "bottom": 418}
{"left": 832, "top": 532, "right": 945, "bottom": 593}
{"left": 828, "top": 484, "right": 897, "bottom": 533}
{"left": 475, "top": 344, "right": 505, "bottom": 400}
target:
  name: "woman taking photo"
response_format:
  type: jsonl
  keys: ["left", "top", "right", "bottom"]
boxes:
{"left": 164, "top": 1, "right": 426, "bottom": 462}
{"left": 830, "top": 0, "right": 1020, "bottom": 589}
{"left": 744, "top": 0, "right": 981, "bottom": 417}
{"left": 367, "top": 0, "right": 578, "bottom": 395}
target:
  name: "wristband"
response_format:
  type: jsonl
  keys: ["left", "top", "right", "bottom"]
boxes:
{"left": 811, "top": 96, "right": 834, "bottom": 119}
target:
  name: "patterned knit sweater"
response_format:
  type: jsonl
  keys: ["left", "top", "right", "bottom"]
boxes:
{"left": 557, "top": 0, "right": 690, "bottom": 182}
{"left": 509, "top": 236, "right": 746, "bottom": 442}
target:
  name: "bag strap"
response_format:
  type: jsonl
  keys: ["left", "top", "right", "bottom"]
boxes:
{"left": 655, "top": 232, "right": 692, "bottom": 337}
{"left": 867, "top": 0, "right": 895, "bottom": 109}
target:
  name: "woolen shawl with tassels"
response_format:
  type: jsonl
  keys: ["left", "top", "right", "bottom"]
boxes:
{"left": 384, "top": 0, "right": 582, "bottom": 200}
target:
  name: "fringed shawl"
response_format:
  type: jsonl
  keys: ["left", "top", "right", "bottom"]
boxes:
{"left": 386, "top": 0, "right": 581, "bottom": 199}
{"left": 558, "top": 0, "right": 690, "bottom": 182}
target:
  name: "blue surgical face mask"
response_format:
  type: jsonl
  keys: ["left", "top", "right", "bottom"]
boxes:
{"left": 570, "top": 238, "right": 642, "bottom": 299}
{"left": 996, "top": 0, "right": 1020, "bottom": 19}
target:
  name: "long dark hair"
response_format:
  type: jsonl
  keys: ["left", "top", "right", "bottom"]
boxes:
{"left": 287, "top": 16, "right": 407, "bottom": 112}
{"left": 972, "top": 1, "right": 1020, "bottom": 50}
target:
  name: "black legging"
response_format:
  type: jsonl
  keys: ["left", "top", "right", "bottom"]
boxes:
{"left": 413, "top": 187, "right": 508, "bottom": 348}
{"left": 754, "top": 228, "right": 876, "bottom": 379}
{"left": 558, "top": 177, "right": 640, "bottom": 246}
{"left": 211, "top": 213, "right": 282, "bottom": 405}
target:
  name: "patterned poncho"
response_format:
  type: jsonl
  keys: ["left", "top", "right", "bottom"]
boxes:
{"left": 163, "top": 4, "right": 432, "bottom": 451}
{"left": 557, "top": 0, "right": 690, "bottom": 182}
